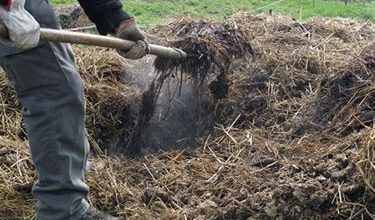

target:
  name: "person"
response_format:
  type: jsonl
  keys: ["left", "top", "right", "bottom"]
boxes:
{"left": 0, "top": 0, "right": 147, "bottom": 219}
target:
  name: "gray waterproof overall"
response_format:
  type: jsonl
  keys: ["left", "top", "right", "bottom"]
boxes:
{"left": 0, "top": 0, "right": 90, "bottom": 219}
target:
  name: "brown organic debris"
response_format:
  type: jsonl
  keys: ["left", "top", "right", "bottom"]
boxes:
{"left": 0, "top": 13, "right": 374, "bottom": 219}
{"left": 154, "top": 19, "right": 253, "bottom": 82}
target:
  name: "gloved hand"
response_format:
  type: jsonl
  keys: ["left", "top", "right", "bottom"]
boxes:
{"left": 115, "top": 17, "right": 148, "bottom": 60}
{"left": 0, "top": 0, "right": 40, "bottom": 49}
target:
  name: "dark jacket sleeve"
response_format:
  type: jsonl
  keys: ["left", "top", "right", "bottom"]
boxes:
{"left": 0, "top": 0, "right": 7, "bottom": 6}
{"left": 78, "top": 0, "right": 131, "bottom": 35}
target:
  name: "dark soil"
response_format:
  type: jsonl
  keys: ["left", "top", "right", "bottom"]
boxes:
{"left": 56, "top": 6, "right": 93, "bottom": 29}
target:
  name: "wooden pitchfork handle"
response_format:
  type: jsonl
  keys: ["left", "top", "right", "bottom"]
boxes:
{"left": 0, "top": 23, "right": 187, "bottom": 59}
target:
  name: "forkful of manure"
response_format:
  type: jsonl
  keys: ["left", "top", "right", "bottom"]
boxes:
{"left": 148, "top": 19, "right": 253, "bottom": 103}
{"left": 125, "top": 19, "right": 253, "bottom": 155}
{"left": 154, "top": 19, "right": 253, "bottom": 85}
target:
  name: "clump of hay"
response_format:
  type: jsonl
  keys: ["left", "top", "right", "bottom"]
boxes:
{"left": 0, "top": 137, "right": 35, "bottom": 219}
{"left": 213, "top": 14, "right": 374, "bottom": 134}
{"left": 154, "top": 19, "right": 253, "bottom": 82}
{"left": 315, "top": 43, "right": 374, "bottom": 136}
{"left": 0, "top": 73, "right": 24, "bottom": 138}
{"left": 152, "top": 18, "right": 254, "bottom": 104}
{"left": 74, "top": 47, "right": 142, "bottom": 154}
{"left": 356, "top": 128, "right": 375, "bottom": 197}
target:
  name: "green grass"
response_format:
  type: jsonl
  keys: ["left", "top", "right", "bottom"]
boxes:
{"left": 51, "top": 0, "right": 375, "bottom": 25}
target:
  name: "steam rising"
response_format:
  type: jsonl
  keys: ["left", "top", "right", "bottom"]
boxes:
{"left": 126, "top": 58, "right": 214, "bottom": 154}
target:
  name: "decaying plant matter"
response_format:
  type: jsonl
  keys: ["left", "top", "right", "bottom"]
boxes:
{"left": 130, "top": 19, "right": 254, "bottom": 155}
{"left": 154, "top": 19, "right": 253, "bottom": 81}
{"left": 0, "top": 13, "right": 374, "bottom": 219}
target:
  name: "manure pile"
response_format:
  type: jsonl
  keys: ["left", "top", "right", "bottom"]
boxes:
{"left": 0, "top": 13, "right": 374, "bottom": 219}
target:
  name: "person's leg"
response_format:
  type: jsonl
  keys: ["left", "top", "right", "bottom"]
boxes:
{"left": 0, "top": 40, "right": 90, "bottom": 220}
{"left": 0, "top": 0, "right": 91, "bottom": 216}
{"left": 1, "top": 1, "right": 90, "bottom": 219}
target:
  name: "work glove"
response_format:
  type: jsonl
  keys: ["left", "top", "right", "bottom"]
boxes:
{"left": 115, "top": 17, "right": 148, "bottom": 60}
{"left": 0, "top": 0, "right": 40, "bottom": 49}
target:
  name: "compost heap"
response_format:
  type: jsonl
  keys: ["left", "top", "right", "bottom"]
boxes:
{"left": 0, "top": 13, "right": 374, "bottom": 219}
{"left": 57, "top": 6, "right": 93, "bottom": 29}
